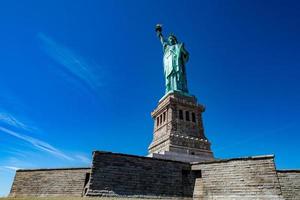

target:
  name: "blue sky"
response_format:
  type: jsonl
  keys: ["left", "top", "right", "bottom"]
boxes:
{"left": 0, "top": 0, "right": 300, "bottom": 196}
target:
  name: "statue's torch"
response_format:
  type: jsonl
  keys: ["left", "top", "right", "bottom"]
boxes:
{"left": 155, "top": 24, "right": 163, "bottom": 37}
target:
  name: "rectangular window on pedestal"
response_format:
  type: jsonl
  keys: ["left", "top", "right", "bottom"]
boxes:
{"left": 179, "top": 110, "right": 183, "bottom": 119}
{"left": 186, "top": 111, "right": 190, "bottom": 121}
{"left": 192, "top": 112, "right": 196, "bottom": 122}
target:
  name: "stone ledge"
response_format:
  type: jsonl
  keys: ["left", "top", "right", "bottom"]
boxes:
{"left": 191, "top": 154, "right": 275, "bottom": 165}
{"left": 92, "top": 150, "right": 188, "bottom": 164}
{"left": 150, "top": 151, "right": 214, "bottom": 163}
{"left": 17, "top": 167, "right": 91, "bottom": 172}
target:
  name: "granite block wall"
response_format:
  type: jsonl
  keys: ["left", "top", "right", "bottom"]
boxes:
{"left": 86, "top": 151, "right": 194, "bottom": 198}
{"left": 277, "top": 170, "right": 300, "bottom": 200}
{"left": 9, "top": 168, "right": 90, "bottom": 197}
{"left": 191, "top": 155, "right": 284, "bottom": 200}
{"left": 8, "top": 152, "right": 299, "bottom": 199}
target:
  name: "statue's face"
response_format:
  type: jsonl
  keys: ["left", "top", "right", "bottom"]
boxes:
{"left": 168, "top": 36, "right": 176, "bottom": 45}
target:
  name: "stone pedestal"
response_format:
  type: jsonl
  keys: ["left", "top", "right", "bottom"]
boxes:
{"left": 148, "top": 91, "right": 214, "bottom": 162}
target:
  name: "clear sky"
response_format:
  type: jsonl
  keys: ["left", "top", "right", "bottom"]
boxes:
{"left": 0, "top": 0, "right": 300, "bottom": 196}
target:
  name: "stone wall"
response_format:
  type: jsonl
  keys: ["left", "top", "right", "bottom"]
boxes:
{"left": 9, "top": 168, "right": 90, "bottom": 197}
{"left": 86, "top": 151, "right": 194, "bottom": 198}
{"left": 8, "top": 152, "right": 299, "bottom": 199}
{"left": 191, "top": 155, "right": 284, "bottom": 200}
{"left": 277, "top": 170, "right": 300, "bottom": 200}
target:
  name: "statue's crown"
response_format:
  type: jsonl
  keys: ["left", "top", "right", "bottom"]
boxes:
{"left": 168, "top": 34, "right": 178, "bottom": 43}
{"left": 168, "top": 33, "right": 176, "bottom": 38}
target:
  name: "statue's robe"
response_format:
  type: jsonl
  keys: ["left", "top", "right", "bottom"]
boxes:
{"left": 163, "top": 42, "right": 189, "bottom": 93}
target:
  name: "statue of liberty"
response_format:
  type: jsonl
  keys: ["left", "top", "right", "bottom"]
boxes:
{"left": 155, "top": 24, "right": 189, "bottom": 94}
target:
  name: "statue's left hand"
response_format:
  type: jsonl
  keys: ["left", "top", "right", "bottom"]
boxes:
{"left": 155, "top": 24, "right": 162, "bottom": 33}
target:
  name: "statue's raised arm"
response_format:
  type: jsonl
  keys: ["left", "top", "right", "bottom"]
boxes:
{"left": 155, "top": 24, "right": 167, "bottom": 49}
{"left": 155, "top": 24, "right": 189, "bottom": 95}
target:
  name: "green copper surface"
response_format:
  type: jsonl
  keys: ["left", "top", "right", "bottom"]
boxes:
{"left": 155, "top": 24, "right": 189, "bottom": 95}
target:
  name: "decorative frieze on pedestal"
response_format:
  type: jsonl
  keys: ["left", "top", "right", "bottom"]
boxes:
{"left": 148, "top": 91, "right": 214, "bottom": 162}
